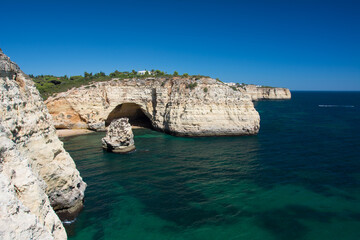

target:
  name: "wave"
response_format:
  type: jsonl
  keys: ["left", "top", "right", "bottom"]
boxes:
{"left": 318, "top": 105, "right": 355, "bottom": 108}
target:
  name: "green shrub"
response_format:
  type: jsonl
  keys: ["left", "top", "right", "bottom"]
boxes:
{"left": 203, "top": 87, "right": 208, "bottom": 93}
{"left": 70, "top": 75, "right": 83, "bottom": 81}
{"left": 31, "top": 70, "right": 213, "bottom": 99}
{"left": 49, "top": 80, "right": 61, "bottom": 85}
{"left": 186, "top": 82, "right": 198, "bottom": 90}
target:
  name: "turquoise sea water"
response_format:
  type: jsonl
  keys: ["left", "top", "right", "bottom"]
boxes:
{"left": 63, "top": 91, "right": 360, "bottom": 240}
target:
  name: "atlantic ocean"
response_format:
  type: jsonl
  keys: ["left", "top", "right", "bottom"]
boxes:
{"left": 63, "top": 91, "right": 360, "bottom": 240}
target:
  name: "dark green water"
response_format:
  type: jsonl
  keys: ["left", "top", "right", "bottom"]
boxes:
{"left": 64, "top": 91, "right": 360, "bottom": 240}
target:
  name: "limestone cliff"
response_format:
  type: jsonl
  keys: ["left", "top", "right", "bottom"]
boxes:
{"left": 238, "top": 84, "right": 291, "bottom": 101}
{"left": 0, "top": 50, "right": 86, "bottom": 239}
{"left": 46, "top": 77, "right": 260, "bottom": 136}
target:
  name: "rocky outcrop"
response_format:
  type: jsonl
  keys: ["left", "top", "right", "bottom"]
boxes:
{"left": 102, "top": 118, "right": 135, "bottom": 153}
{"left": 46, "top": 77, "right": 260, "bottom": 136}
{"left": 0, "top": 127, "right": 66, "bottom": 240}
{"left": 238, "top": 84, "right": 291, "bottom": 101}
{"left": 0, "top": 49, "right": 86, "bottom": 239}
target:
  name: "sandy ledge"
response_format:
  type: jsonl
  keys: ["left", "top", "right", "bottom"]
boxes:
{"left": 56, "top": 126, "right": 145, "bottom": 137}
{"left": 131, "top": 126, "right": 144, "bottom": 129}
{"left": 56, "top": 129, "right": 93, "bottom": 137}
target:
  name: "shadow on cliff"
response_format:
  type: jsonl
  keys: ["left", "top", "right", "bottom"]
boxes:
{"left": 105, "top": 103, "right": 153, "bottom": 129}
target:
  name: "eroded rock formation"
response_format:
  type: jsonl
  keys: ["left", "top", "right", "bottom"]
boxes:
{"left": 239, "top": 84, "right": 291, "bottom": 101}
{"left": 102, "top": 118, "right": 135, "bottom": 153}
{"left": 46, "top": 77, "right": 260, "bottom": 136}
{"left": 0, "top": 49, "right": 86, "bottom": 239}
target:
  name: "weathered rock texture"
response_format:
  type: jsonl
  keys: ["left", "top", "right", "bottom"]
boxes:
{"left": 0, "top": 128, "right": 66, "bottom": 240}
{"left": 102, "top": 118, "right": 135, "bottom": 153}
{"left": 0, "top": 49, "right": 86, "bottom": 239}
{"left": 46, "top": 78, "right": 260, "bottom": 136}
{"left": 239, "top": 84, "right": 291, "bottom": 101}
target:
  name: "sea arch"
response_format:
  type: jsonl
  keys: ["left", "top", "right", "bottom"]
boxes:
{"left": 105, "top": 102, "right": 153, "bottom": 128}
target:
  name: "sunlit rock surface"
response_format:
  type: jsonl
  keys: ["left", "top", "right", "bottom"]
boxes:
{"left": 102, "top": 118, "right": 135, "bottom": 153}
{"left": 238, "top": 84, "right": 291, "bottom": 101}
{"left": 0, "top": 49, "right": 86, "bottom": 239}
{"left": 46, "top": 77, "right": 260, "bottom": 136}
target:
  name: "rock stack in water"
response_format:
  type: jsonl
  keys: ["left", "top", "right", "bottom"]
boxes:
{"left": 102, "top": 118, "right": 135, "bottom": 153}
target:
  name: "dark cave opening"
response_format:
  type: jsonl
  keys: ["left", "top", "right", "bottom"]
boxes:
{"left": 105, "top": 103, "right": 153, "bottom": 129}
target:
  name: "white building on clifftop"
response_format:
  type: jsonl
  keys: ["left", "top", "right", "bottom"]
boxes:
{"left": 137, "top": 70, "right": 152, "bottom": 75}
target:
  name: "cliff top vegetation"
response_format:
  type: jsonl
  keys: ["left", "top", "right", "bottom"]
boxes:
{"left": 30, "top": 70, "right": 211, "bottom": 99}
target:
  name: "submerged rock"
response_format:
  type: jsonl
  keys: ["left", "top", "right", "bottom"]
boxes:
{"left": 102, "top": 118, "right": 135, "bottom": 153}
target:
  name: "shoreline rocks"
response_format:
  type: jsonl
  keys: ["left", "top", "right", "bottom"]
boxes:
{"left": 102, "top": 118, "right": 135, "bottom": 153}
{"left": 0, "top": 49, "right": 86, "bottom": 239}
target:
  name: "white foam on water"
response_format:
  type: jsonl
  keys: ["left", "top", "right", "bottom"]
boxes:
{"left": 62, "top": 218, "right": 77, "bottom": 224}
{"left": 318, "top": 105, "right": 355, "bottom": 108}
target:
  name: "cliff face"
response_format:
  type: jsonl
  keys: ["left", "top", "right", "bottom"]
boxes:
{"left": 46, "top": 77, "right": 260, "bottom": 136}
{"left": 0, "top": 50, "right": 86, "bottom": 239}
{"left": 239, "top": 84, "right": 291, "bottom": 101}
{"left": 0, "top": 128, "right": 66, "bottom": 240}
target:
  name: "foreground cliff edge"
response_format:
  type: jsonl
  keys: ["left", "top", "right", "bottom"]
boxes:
{"left": 0, "top": 49, "right": 86, "bottom": 239}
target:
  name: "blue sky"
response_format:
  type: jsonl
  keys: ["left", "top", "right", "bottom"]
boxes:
{"left": 1, "top": 0, "right": 359, "bottom": 90}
